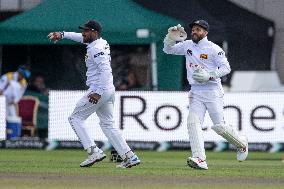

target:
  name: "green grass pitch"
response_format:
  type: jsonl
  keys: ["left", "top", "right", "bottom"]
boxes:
{"left": 0, "top": 149, "right": 283, "bottom": 189}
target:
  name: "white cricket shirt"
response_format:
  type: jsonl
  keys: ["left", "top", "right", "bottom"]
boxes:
{"left": 64, "top": 32, "right": 114, "bottom": 95}
{"left": 163, "top": 37, "right": 231, "bottom": 91}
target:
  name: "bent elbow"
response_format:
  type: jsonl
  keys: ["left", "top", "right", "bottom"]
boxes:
{"left": 163, "top": 47, "right": 169, "bottom": 54}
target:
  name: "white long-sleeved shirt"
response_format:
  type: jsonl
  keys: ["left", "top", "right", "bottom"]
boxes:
{"left": 63, "top": 32, "right": 114, "bottom": 95}
{"left": 163, "top": 37, "right": 231, "bottom": 91}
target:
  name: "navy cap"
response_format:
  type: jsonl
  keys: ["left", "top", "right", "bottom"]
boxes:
{"left": 189, "top": 20, "right": 209, "bottom": 31}
{"left": 79, "top": 20, "right": 102, "bottom": 33}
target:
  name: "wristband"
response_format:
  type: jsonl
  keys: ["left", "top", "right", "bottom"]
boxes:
{"left": 60, "top": 31, "right": 64, "bottom": 38}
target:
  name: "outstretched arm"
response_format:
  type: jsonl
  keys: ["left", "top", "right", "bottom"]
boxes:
{"left": 47, "top": 32, "right": 83, "bottom": 43}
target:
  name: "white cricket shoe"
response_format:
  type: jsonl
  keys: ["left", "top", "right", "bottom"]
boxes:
{"left": 80, "top": 151, "right": 106, "bottom": 167}
{"left": 187, "top": 157, "right": 208, "bottom": 170}
{"left": 116, "top": 154, "right": 140, "bottom": 168}
{"left": 237, "top": 136, "right": 248, "bottom": 161}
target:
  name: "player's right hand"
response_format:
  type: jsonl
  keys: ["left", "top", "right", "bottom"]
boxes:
{"left": 164, "top": 24, "right": 187, "bottom": 46}
{"left": 87, "top": 92, "right": 101, "bottom": 104}
{"left": 168, "top": 24, "right": 187, "bottom": 41}
{"left": 47, "top": 32, "right": 62, "bottom": 43}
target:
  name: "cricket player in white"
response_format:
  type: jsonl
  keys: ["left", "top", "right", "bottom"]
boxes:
{"left": 47, "top": 20, "right": 140, "bottom": 168}
{"left": 163, "top": 20, "right": 248, "bottom": 170}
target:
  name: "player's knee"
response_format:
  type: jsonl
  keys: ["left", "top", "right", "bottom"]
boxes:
{"left": 68, "top": 114, "right": 80, "bottom": 124}
{"left": 99, "top": 120, "right": 114, "bottom": 128}
{"left": 68, "top": 112, "right": 84, "bottom": 121}
{"left": 68, "top": 116, "right": 73, "bottom": 124}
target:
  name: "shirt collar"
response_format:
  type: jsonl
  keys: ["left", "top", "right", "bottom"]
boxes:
{"left": 194, "top": 36, "right": 208, "bottom": 47}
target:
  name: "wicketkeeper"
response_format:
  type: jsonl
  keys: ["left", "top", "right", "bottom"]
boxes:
{"left": 163, "top": 20, "right": 248, "bottom": 170}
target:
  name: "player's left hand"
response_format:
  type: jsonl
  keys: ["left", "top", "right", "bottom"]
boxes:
{"left": 87, "top": 92, "right": 101, "bottom": 104}
{"left": 192, "top": 69, "right": 211, "bottom": 83}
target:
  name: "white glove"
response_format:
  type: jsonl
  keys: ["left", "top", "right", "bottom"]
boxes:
{"left": 163, "top": 33, "right": 176, "bottom": 46}
{"left": 192, "top": 69, "right": 218, "bottom": 84}
{"left": 164, "top": 24, "right": 187, "bottom": 46}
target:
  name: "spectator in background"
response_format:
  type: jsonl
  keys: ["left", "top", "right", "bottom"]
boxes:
{"left": 0, "top": 65, "right": 30, "bottom": 117}
{"left": 28, "top": 75, "right": 49, "bottom": 96}
{"left": 115, "top": 68, "right": 141, "bottom": 91}
{"left": 26, "top": 74, "right": 49, "bottom": 139}
{"left": 116, "top": 69, "right": 142, "bottom": 91}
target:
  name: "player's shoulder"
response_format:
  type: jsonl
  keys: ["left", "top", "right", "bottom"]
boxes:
{"left": 208, "top": 40, "right": 224, "bottom": 54}
{"left": 91, "top": 38, "right": 109, "bottom": 52}
{"left": 89, "top": 38, "right": 110, "bottom": 59}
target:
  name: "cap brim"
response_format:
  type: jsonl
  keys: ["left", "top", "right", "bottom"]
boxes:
{"left": 78, "top": 26, "right": 88, "bottom": 30}
{"left": 78, "top": 26, "right": 94, "bottom": 30}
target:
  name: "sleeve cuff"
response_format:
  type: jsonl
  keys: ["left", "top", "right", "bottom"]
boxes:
{"left": 60, "top": 31, "right": 64, "bottom": 38}
{"left": 209, "top": 71, "right": 219, "bottom": 80}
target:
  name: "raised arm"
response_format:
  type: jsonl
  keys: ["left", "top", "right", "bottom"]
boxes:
{"left": 163, "top": 24, "right": 187, "bottom": 55}
{"left": 47, "top": 32, "right": 84, "bottom": 44}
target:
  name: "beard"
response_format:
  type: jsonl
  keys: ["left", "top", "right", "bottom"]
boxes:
{"left": 191, "top": 34, "right": 204, "bottom": 43}
{"left": 83, "top": 37, "right": 90, "bottom": 43}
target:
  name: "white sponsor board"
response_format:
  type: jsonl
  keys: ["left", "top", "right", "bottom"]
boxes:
{"left": 49, "top": 91, "right": 284, "bottom": 142}
{"left": 0, "top": 96, "right": 6, "bottom": 140}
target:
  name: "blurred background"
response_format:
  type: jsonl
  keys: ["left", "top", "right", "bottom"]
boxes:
{"left": 0, "top": 0, "right": 283, "bottom": 153}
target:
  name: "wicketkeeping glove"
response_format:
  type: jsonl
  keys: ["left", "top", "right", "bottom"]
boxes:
{"left": 192, "top": 69, "right": 218, "bottom": 84}
{"left": 164, "top": 24, "right": 187, "bottom": 46}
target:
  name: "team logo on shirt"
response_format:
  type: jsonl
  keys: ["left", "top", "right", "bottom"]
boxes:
{"left": 187, "top": 49, "right": 192, "bottom": 56}
{"left": 94, "top": 52, "right": 104, "bottom": 58}
{"left": 200, "top": 54, "right": 208, "bottom": 59}
{"left": 218, "top": 51, "right": 225, "bottom": 57}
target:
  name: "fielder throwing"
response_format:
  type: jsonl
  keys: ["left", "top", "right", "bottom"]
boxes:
{"left": 163, "top": 20, "right": 248, "bottom": 170}
{"left": 48, "top": 20, "right": 140, "bottom": 168}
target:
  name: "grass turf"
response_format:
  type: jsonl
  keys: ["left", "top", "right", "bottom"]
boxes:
{"left": 0, "top": 150, "right": 283, "bottom": 189}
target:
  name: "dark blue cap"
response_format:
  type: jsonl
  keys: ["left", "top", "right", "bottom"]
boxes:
{"left": 79, "top": 20, "right": 102, "bottom": 33}
{"left": 189, "top": 20, "right": 209, "bottom": 31}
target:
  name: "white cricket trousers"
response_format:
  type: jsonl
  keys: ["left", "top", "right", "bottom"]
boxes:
{"left": 189, "top": 89, "right": 224, "bottom": 125}
{"left": 187, "top": 89, "right": 224, "bottom": 160}
{"left": 68, "top": 88, "right": 131, "bottom": 157}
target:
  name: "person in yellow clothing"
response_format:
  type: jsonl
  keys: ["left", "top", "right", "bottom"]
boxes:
{"left": 0, "top": 65, "right": 31, "bottom": 116}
